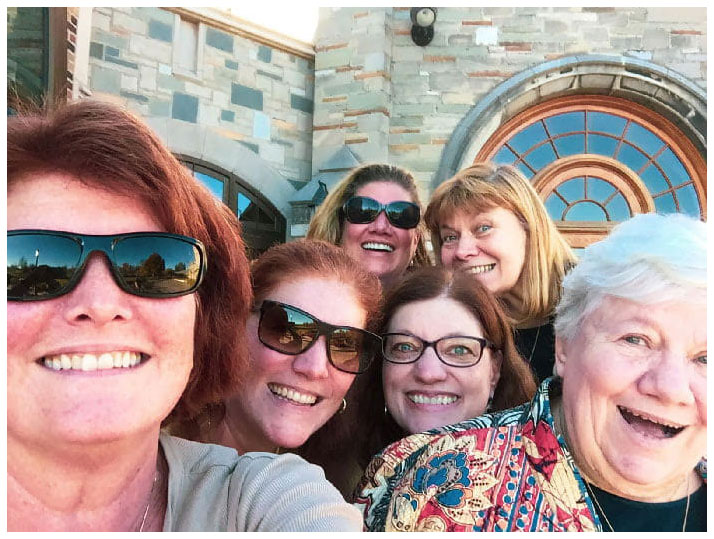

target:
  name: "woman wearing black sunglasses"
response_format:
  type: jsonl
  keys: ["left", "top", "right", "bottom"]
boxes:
{"left": 307, "top": 163, "right": 432, "bottom": 291}
{"left": 173, "top": 239, "right": 383, "bottom": 498}
{"left": 7, "top": 100, "right": 362, "bottom": 531}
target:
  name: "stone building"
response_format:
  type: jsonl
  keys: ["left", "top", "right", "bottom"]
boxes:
{"left": 7, "top": 6, "right": 707, "bottom": 254}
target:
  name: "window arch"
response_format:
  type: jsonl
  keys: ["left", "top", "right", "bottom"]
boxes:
{"left": 181, "top": 158, "right": 286, "bottom": 258}
{"left": 476, "top": 95, "right": 706, "bottom": 247}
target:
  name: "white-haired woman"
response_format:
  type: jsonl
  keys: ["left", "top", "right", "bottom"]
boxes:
{"left": 355, "top": 213, "right": 706, "bottom": 532}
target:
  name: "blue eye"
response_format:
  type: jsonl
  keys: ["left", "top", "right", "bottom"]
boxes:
{"left": 475, "top": 224, "right": 492, "bottom": 234}
{"left": 695, "top": 354, "right": 707, "bottom": 365}
{"left": 441, "top": 233, "right": 458, "bottom": 244}
{"left": 623, "top": 335, "right": 647, "bottom": 346}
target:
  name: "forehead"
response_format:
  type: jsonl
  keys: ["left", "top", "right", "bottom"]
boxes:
{"left": 7, "top": 172, "right": 162, "bottom": 234}
{"left": 440, "top": 206, "right": 520, "bottom": 228}
{"left": 389, "top": 296, "right": 485, "bottom": 338}
{"left": 355, "top": 181, "right": 413, "bottom": 203}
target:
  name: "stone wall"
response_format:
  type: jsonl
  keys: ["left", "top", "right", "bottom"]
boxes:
{"left": 312, "top": 6, "right": 707, "bottom": 200}
{"left": 87, "top": 7, "right": 315, "bottom": 185}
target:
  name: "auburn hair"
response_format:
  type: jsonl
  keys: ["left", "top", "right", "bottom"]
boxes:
{"left": 7, "top": 99, "right": 253, "bottom": 422}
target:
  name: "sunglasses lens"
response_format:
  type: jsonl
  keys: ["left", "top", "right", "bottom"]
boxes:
{"left": 344, "top": 197, "right": 379, "bottom": 224}
{"left": 386, "top": 202, "right": 420, "bottom": 229}
{"left": 259, "top": 303, "right": 316, "bottom": 354}
{"left": 114, "top": 236, "right": 202, "bottom": 295}
{"left": 7, "top": 233, "right": 82, "bottom": 299}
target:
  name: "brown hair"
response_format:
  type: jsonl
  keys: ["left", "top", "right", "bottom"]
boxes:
{"left": 307, "top": 163, "right": 432, "bottom": 268}
{"left": 354, "top": 266, "right": 537, "bottom": 480}
{"left": 7, "top": 99, "right": 253, "bottom": 422}
{"left": 425, "top": 163, "right": 576, "bottom": 326}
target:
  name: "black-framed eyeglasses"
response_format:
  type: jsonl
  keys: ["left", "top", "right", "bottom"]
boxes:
{"left": 381, "top": 333, "right": 493, "bottom": 368}
{"left": 7, "top": 229, "right": 207, "bottom": 301}
{"left": 342, "top": 196, "right": 421, "bottom": 229}
{"left": 258, "top": 300, "right": 381, "bottom": 374}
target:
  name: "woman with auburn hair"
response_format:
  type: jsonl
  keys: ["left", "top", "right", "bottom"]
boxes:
{"left": 7, "top": 99, "right": 362, "bottom": 531}
{"left": 175, "top": 239, "right": 383, "bottom": 498}
{"left": 424, "top": 162, "right": 576, "bottom": 382}
{"left": 307, "top": 163, "right": 431, "bottom": 292}
{"left": 355, "top": 266, "right": 537, "bottom": 482}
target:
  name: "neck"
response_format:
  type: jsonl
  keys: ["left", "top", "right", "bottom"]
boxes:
{"left": 219, "top": 399, "right": 280, "bottom": 454}
{"left": 550, "top": 398, "right": 699, "bottom": 503}
{"left": 7, "top": 430, "right": 162, "bottom": 531}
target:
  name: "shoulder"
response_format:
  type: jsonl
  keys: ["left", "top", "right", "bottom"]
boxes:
{"left": 160, "top": 434, "right": 362, "bottom": 532}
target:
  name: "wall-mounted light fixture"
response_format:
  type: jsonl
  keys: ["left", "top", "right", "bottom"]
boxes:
{"left": 410, "top": 7, "right": 437, "bottom": 46}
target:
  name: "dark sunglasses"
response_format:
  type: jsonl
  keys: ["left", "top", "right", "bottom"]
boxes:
{"left": 7, "top": 229, "right": 207, "bottom": 301}
{"left": 258, "top": 300, "right": 381, "bottom": 374}
{"left": 381, "top": 333, "right": 493, "bottom": 368}
{"left": 342, "top": 196, "right": 421, "bottom": 229}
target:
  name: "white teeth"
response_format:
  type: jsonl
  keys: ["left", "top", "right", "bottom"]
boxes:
{"left": 268, "top": 383, "right": 318, "bottom": 405}
{"left": 362, "top": 242, "right": 394, "bottom": 252}
{"left": 408, "top": 394, "right": 459, "bottom": 405}
{"left": 41, "top": 351, "right": 143, "bottom": 371}
{"left": 624, "top": 407, "right": 683, "bottom": 429}
{"left": 468, "top": 264, "right": 496, "bottom": 274}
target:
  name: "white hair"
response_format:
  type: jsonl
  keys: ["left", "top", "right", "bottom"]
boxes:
{"left": 554, "top": 213, "right": 707, "bottom": 341}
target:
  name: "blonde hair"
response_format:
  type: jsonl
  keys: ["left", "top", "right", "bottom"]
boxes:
{"left": 306, "top": 163, "right": 431, "bottom": 268}
{"left": 425, "top": 162, "right": 576, "bottom": 326}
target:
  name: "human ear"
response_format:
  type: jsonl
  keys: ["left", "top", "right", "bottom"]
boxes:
{"left": 554, "top": 337, "right": 567, "bottom": 378}
{"left": 489, "top": 350, "right": 503, "bottom": 392}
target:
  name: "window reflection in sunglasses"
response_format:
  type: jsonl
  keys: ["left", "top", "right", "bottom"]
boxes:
{"left": 342, "top": 196, "right": 420, "bottom": 229}
{"left": 258, "top": 300, "right": 379, "bottom": 374}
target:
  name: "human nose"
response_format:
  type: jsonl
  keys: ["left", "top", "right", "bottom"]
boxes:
{"left": 637, "top": 350, "right": 696, "bottom": 406}
{"left": 63, "top": 254, "right": 133, "bottom": 325}
{"left": 292, "top": 335, "right": 331, "bottom": 380}
{"left": 413, "top": 345, "right": 449, "bottom": 384}
{"left": 367, "top": 210, "right": 392, "bottom": 233}
{"left": 454, "top": 233, "right": 479, "bottom": 260}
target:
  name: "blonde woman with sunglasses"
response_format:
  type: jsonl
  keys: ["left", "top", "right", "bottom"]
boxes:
{"left": 307, "top": 163, "right": 432, "bottom": 292}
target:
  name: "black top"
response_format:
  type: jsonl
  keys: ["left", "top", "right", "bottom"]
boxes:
{"left": 589, "top": 483, "right": 707, "bottom": 532}
{"left": 514, "top": 319, "right": 555, "bottom": 383}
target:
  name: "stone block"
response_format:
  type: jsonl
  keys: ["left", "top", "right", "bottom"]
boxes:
{"left": 261, "top": 142, "right": 286, "bottom": 164}
{"left": 90, "top": 65, "right": 121, "bottom": 94}
{"left": 184, "top": 80, "right": 212, "bottom": 99}
{"left": 91, "top": 28, "right": 128, "bottom": 50}
{"left": 291, "top": 94, "right": 314, "bottom": 114}
{"left": 148, "top": 19, "right": 172, "bottom": 43}
{"left": 105, "top": 56, "right": 139, "bottom": 70}
{"left": 225, "top": 59, "right": 239, "bottom": 70}
{"left": 257, "top": 68, "right": 282, "bottom": 81}
{"left": 120, "top": 73, "right": 138, "bottom": 91}
{"left": 199, "top": 103, "right": 221, "bottom": 127}
{"left": 646, "top": 7, "right": 704, "bottom": 23}
{"left": 171, "top": 92, "right": 199, "bottom": 123}
{"left": 253, "top": 111, "right": 271, "bottom": 140}
{"left": 148, "top": 98, "right": 171, "bottom": 117}
{"left": 105, "top": 46, "right": 120, "bottom": 57}
{"left": 158, "top": 63, "right": 172, "bottom": 75}
{"left": 364, "top": 52, "right": 385, "bottom": 71}
{"left": 212, "top": 90, "right": 230, "bottom": 108}
{"left": 129, "top": 35, "right": 171, "bottom": 64}
{"left": 347, "top": 92, "right": 387, "bottom": 110}
{"left": 231, "top": 83, "right": 263, "bottom": 111}
{"left": 112, "top": 12, "right": 146, "bottom": 34}
{"left": 158, "top": 73, "right": 184, "bottom": 92}
{"left": 93, "top": 11, "right": 111, "bottom": 32}
{"left": 148, "top": 7, "right": 175, "bottom": 25}
{"left": 89, "top": 42, "right": 104, "bottom": 59}
{"left": 315, "top": 48, "right": 351, "bottom": 70}
{"left": 138, "top": 65, "right": 157, "bottom": 91}
{"left": 120, "top": 90, "right": 149, "bottom": 103}
{"left": 258, "top": 45, "right": 272, "bottom": 63}
{"left": 206, "top": 27, "right": 234, "bottom": 53}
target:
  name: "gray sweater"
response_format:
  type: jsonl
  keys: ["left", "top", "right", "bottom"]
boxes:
{"left": 159, "top": 433, "right": 363, "bottom": 531}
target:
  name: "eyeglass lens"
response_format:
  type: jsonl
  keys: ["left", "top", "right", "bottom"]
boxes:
{"left": 383, "top": 334, "right": 485, "bottom": 366}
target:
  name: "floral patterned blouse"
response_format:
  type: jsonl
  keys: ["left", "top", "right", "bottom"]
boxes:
{"left": 354, "top": 377, "right": 707, "bottom": 532}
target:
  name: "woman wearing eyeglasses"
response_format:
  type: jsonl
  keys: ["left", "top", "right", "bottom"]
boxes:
{"left": 307, "top": 163, "right": 431, "bottom": 292}
{"left": 425, "top": 163, "right": 576, "bottom": 383}
{"left": 174, "top": 239, "right": 383, "bottom": 497}
{"left": 354, "top": 266, "right": 536, "bottom": 477}
{"left": 7, "top": 100, "right": 361, "bottom": 531}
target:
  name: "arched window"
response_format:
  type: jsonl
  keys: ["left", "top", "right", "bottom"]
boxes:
{"left": 181, "top": 159, "right": 286, "bottom": 258}
{"left": 476, "top": 95, "right": 706, "bottom": 247}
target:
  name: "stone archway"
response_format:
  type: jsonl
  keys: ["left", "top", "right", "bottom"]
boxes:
{"left": 434, "top": 54, "right": 707, "bottom": 188}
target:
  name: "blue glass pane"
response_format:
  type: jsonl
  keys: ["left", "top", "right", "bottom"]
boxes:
{"left": 587, "top": 134, "right": 618, "bottom": 157}
{"left": 493, "top": 145, "right": 517, "bottom": 165}
{"left": 237, "top": 192, "right": 252, "bottom": 215}
{"left": 193, "top": 171, "right": 224, "bottom": 200}
{"left": 544, "top": 194, "right": 567, "bottom": 220}
{"left": 674, "top": 184, "right": 701, "bottom": 217}
{"left": 523, "top": 143, "right": 557, "bottom": 171}
{"left": 508, "top": 122, "right": 547, "bottom": 154}
{"left": 587, "top": 177, "right": 616, "bottom": 202}
{"left": 565, "top": 201, "right": 607, "bottom": 221}
{"left": 640, "top": 164, "right": 670, "bottom": 195}
{"left": 515, "top": 161, "right": 534, "bottom": 179}
{"left": 557, "top": 177, "right": 584, "bottom": 202}
{"left": 624, "top": 122, "right": 665, "bottom": 156}
{"left": 654, "top": 192, "right": 677, "bottom": 214}
{"left": 544, "top": 111, "right": 584, "bottom": 135}
{"left": 553, "top": 134, "right": 585, "bottom": 157}
{"left": 656, "top": 148, "right": 690, "bottom": 186}
{"left": 605, "top": 193, "right": 631, "bottom": 221}
{"left": 616, "top": 143, "right": 648, "bottom": 172}
{"left": 588, "top": 111, "right": 627, "bottom": 136}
